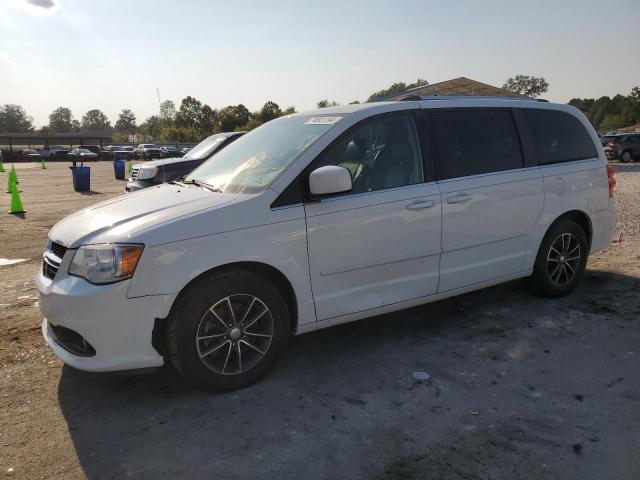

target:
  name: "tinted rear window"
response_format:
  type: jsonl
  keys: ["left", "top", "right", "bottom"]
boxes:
{"left": 523, "top": 109, "right": 597, "bottom": 164}
{"left": 431, "top": 110, "right": 523, "bottom": 180}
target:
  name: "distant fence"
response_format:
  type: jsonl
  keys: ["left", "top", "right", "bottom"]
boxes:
{"left": 0, "top": 134, "right": 197, "bottom": 162}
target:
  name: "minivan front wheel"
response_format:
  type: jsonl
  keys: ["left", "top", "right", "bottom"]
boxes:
{"left": 526, "top": 218, "right": 588, "bottom": 298}
{"left": 166, "top": 269, "right": 290, "bottom": 390}
{"left": 621, "top": 150, "right": 632, "bottom": 163}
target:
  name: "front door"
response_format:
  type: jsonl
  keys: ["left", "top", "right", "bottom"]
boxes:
{"left": 304, "top": 112, "right": 442, "bottom": 321}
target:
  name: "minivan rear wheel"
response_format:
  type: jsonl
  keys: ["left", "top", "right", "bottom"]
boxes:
{"left": 166, "top": 269, "right": 290, "bottom": 390}
{"left": 526, "top": 218, "right": 588, "bottom": 298}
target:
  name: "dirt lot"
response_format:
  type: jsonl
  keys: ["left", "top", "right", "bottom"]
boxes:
{"left": 1, "top": 161, "right": 639, "bottom": 479}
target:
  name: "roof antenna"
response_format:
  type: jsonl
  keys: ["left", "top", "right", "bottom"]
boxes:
{"left": 156, "top": 88, "right": 166, "bottom": 185}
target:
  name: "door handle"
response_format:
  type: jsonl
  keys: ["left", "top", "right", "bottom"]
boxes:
{"left": 406, "top": 199, "right": 435, "bottom": 210}
{"left": 447, "top": 193, "right": 473, "bottom": 204}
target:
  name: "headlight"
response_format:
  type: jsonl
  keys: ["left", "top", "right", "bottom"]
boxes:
{"left": 69, "top": 244, "right": 144, "bottom": 284}
{"left": 136, "top": 166, "right": 158, "bottom": 180}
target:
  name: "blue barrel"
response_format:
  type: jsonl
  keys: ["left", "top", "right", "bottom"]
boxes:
{"left": 113, "top": 159, "right": 125, "bottom": 180}
{"left": 70, "top": 166, "right": 91, "bottom": 192}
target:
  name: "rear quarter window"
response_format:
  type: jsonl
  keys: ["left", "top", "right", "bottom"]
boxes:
{"left": 523, "top": 109, "right": 597, "bottom": 165}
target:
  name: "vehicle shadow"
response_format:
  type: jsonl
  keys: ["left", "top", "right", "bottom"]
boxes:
{"left": 57, "top": 269, "right": 639, "bottom": 479}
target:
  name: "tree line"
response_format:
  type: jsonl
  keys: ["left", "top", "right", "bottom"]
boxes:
{"left": 2, "top": 75, "right": 634, "bottom": 141}
{"left": 0, "top": 99, "right": 298, "bottom": 142}
{"left": 569, "top": 87, "right": 640, "bottom": 131}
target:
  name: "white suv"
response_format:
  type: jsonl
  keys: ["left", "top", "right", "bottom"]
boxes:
{"left": 37, "top": 98, "right": 617, "bottom": 390}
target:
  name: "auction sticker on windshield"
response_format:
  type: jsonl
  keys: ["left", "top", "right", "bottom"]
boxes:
{"left": 305, "top": 116, "right": 342, "bottom": 125}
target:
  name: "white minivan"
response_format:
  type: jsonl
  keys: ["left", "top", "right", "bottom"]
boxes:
{"left": 37, "top": 98, "right": 617, "bottom": 390}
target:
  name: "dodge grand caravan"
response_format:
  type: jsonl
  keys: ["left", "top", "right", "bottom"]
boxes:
{"left": 37, "top": 98, "right": 617, "bottom": 390}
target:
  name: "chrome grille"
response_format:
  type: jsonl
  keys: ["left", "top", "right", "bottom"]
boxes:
{"left": 43, "top": 241, "right": 67, "bottom": 280}
{"left": 50, "top": 241, "right": 67, "bottom": 259}
{"left": 43, "top": 255, "right": 60, "bottom": 280}
{"left": 130, "top": 167, "right": 140, "bottom": 181}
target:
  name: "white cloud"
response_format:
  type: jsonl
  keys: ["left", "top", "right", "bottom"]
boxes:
{"left": 26, "top": 0, "right": 57, "bottom": 9}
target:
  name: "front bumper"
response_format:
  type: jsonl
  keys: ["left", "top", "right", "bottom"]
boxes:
{"left": 37, "top": 261, "right": 175, "bottom": 372}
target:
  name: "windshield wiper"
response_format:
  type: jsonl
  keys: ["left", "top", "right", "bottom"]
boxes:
{"left": 184, "top": 179, "right": 222, "bottom": 193}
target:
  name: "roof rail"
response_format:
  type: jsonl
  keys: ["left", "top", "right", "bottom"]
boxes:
{"left": 397, "top": 95, "right": 545, "bottom": 102}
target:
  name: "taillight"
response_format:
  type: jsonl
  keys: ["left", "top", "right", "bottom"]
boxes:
{"left": 607, "top": 164, "right": 616, "bottom": 197}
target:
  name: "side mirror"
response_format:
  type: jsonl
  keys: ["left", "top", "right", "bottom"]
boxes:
{"left": 309, "top": 165, "right": 352, "bottom": 196}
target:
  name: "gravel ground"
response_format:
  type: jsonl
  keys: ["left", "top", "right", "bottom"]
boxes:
{"left": 0, "top": 161, "right": 639, "bottom": 480}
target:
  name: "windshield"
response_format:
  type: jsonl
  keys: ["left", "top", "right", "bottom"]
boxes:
{"left": 184, "top": 135, "right": 227, "bottom": 160}
{"left": 185, "top": 115, "right": 341, "bottom": 194}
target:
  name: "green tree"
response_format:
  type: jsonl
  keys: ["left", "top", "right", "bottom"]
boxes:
{"left": 176, "top": 96, "right": 218, "bottom": 136}
{"left": 282, "top": 106, "right": 296, "bottom": 115}
{"left": 115, "top": 109, "right": 137, "bottom": 132}
{"left": 176, "top": 96, "right": 203, "bottom": 130}
{"left": 219, "top": 104, "right": 250, "bottom": 132}
{"left": 81, "top": 109, "right": 111, "bottom": 130}
{"left": 367, "top": 78, "right": 429, "bottom": 102}
{"left": 112, "top": 132, "right": 130, "bottom": 143}
{"left": 502, "top": 75, "right": 549, "bottom": 97}
{"left": 0, "top": 104, "right": 34, "bottom": 133}
{"left": 600, "top": 114, "right": 625, "bottom": 131}
{"left": 138, "top": 115, "right": 162, "bottom": 140}
{"left": 48, "top": 106, "right": 75, "bottom": 132}
{"left": 257, "top": 101, "right": 282, "bottom": 123}
{"left": 198, "top": 105, "right": 218, "bottom": 136}
{"left": 316, "top": 99, "right": 340, "bottom": 108}
{"left": 37, "top": 126, "right": 53, "bottom": 136}
{"left": 160, "top": 126, "right": 198, "bottom": 142}
{"left": 159, "top": 100, "right": 176, "bottom": 122}
{"left": 349, "top": 100, "right": 361, "bottom": 105}
{"left": 568, "top": 86, "right": 640, "bottom": 130}
{"left": 237, "top": 118, "right": 263, "bottom": 132}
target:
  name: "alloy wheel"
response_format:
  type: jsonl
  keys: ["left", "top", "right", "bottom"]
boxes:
{"left": 195, "top": 294, "right": 274, "bottom": 375}
{"left": 546, "top": 233, "right": 581, "bottom": 286}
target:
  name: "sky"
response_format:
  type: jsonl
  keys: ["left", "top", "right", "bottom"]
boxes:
{"left": 1, "top": 0, "right": 639, "bottom": 128}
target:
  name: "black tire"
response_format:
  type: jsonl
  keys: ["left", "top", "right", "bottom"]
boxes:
{"left": 526, "top": 218, "right": 588, "bottom": 298}
{"left": 166, "top": 269, "right": 290, "bottom": 390}
{"left": 621, "top": 150, "right": 632, "bottom": 163}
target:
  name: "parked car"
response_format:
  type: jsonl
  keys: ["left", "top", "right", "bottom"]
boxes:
{"left": 599, "top": 134, "right": 617, "bottom": 147}
{"left": 78, "top": 145, "right": 102, "bottom": 158}
{"left": 39, "top": 145, "right": 69, "bottom": 158}
{"left": 22, "top": 148, "right": 42, "bottom": 160}
{"left": 180, "top": 146, "right": 193, "bottom": 155}
{"left": 104, "top": 145, "right": 135, "bottom": 160}
{"left": 67, "top": 148, "right": 99, "bottom": 162}
{"left": 37, "top": 99, "right": 616, "bottom": 390}
{"left": 603, "top": 134, "right": 640, "bottom": 162}
{"left": 126, "top": 132, "right": 244, "bottom": 192}
{"left": 160, "top": 145, "right": 182, "bottom": 158}
{"left": 134, "top": 144, "right": 162, "bottom": 160}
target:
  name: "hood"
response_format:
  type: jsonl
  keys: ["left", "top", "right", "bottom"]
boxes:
{"left": 138, "top": 156, "right": 200, "bottom": 168}
{"left": 49, "top": 183, "right": 238, "bottom": 248}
